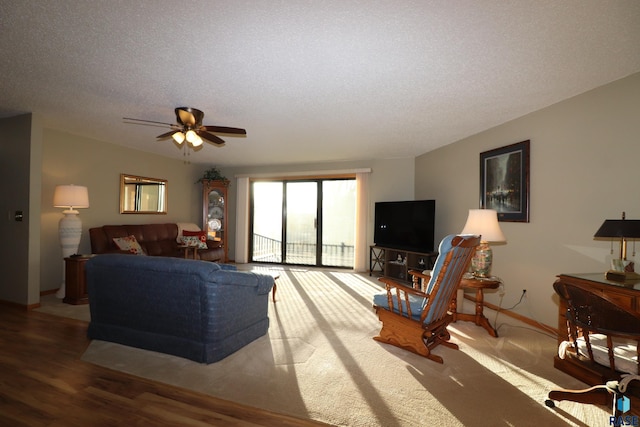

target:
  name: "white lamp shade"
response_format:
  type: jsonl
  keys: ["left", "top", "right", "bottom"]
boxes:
{"left": 461, "top": 209, "right": 506, "bottom": 243}
{"left": 186, "top": 130, "right": 203, "bottom": 146}
{"left": 53, "top": 185, "right": 90, "bottom": 209}
{"left": 172, "top": 131, "right": 186, "bottom": 144}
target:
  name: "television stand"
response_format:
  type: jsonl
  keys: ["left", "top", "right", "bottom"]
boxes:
{"left": 369, "top": 245, "right": 437, "bottom": 283}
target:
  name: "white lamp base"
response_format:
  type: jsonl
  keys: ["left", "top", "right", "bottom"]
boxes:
{"left": 57, "top": 211, "right": 82, "bottom": 299}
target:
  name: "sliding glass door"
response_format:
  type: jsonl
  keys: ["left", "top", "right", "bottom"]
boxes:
{"left": 251, "top": 178, "right": 355, "bottom": 268}
{"left": 284, "top": 181, "right": 318, "bottom": 264}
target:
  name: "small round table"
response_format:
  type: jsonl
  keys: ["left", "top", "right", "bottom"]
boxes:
{"left": 453, "top": 275, "right": 501, "bottom": 337}
{"left": 177, "top": 244, "right": 199, "bottom": 260}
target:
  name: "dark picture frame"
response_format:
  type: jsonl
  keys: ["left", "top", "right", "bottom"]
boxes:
{"left": 480, "top": 140, "right": 530, "bottom": 222}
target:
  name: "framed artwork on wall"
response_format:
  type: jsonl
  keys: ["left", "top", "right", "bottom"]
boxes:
{"left": 480, "top": 140, "right": 530, "bottom": 222}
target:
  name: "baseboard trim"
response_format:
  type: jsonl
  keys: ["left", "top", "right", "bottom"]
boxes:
{"left": 462, "top": 294, "right": 558, "bottom": 337}
{"left": 0, "top": 299, "right": 40, "bottom": 311}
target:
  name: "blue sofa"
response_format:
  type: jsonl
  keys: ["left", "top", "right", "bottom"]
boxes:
{"left": 85, "top": 254, "right": 274, "bottom": 363}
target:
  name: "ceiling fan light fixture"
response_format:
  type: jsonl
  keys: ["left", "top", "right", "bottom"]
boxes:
{"left": 125, "top": 107, "right": 245, "bottom": 151}
{"left": 172, "top": 131, "right": 185, "bottom": 144}
{"left": 186, "top": 130, "right": 203, "bottom": 146}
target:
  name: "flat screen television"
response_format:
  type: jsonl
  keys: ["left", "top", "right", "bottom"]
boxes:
{"left": 374, "top": 200, "right": 435, "bottom": 253}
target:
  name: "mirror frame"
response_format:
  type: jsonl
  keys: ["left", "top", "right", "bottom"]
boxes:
{"left": 120, "top": 174, "right": 168, "bottom": 214}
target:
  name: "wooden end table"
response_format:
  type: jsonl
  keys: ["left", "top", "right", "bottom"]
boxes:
{"left": 408, "top": 270, "right": 500, "bottom": 337}
{"left": 247, "top": 268, "right": 280, "bottom": 302}
{"left": 454, "top": 276, "right": 501, "bottom": 337}
{"left": 178, "top": 244, "right": 199, "bottom": 259}
{"left": 64, "top": 255, "right": 94, "bottom": 305}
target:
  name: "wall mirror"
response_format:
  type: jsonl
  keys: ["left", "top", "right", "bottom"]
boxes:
{"left": 120, "top": 174, "right": 167, "bottom": 214}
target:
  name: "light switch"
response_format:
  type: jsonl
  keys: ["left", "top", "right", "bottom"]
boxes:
{"left": 15, "top": 210, "right": 23, "bottom": 222}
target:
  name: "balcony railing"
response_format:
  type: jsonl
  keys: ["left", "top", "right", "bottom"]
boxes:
{"left": 252, "top": 233, "right": 354, "bottom": 267}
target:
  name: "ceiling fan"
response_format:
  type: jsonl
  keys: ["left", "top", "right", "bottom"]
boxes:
{"left": 124, "top": 107, "right": 246, "bottom": 148}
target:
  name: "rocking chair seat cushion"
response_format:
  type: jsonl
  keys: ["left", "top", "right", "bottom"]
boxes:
{"left": 372, "top": 293, "right": 425, "bottom": 320}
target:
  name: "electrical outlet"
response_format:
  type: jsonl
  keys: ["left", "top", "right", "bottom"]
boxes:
{"left": 522, "top": 289, "right": 527, "bottom": 301}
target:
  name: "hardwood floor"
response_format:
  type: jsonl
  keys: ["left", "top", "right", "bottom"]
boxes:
{"left": 0, "top": 305, "right": 329, "bottom": 427}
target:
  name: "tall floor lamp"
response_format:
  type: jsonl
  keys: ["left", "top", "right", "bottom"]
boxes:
{"left": 53, "top": 185, "right": 89, "bottom": 298}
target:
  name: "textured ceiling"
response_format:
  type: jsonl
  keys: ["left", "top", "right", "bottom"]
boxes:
{"left": 1, "top": 1, "right": 639, "bottom": 166}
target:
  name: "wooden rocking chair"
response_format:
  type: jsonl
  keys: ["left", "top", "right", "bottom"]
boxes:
{"left": 372, "top": 234, "right": 480, "bottom": 363}
{"left": 545, "top": 281, "right": 640, "bottom": 412}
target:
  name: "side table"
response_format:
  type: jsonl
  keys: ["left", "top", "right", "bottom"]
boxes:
{"left": 408, "top": 270, "right": 500, "bottom": 337}
{"left": 454, "top": 275, "right": 501, "bottom": 337}
{"left": 249, "top": 268, "right": 280, "bottom": 302}
{"left": 64, "top": 255, "right": 93, "bottom": 305}
{"left": 178, "top": 245, "right": 199, "bottom": 259}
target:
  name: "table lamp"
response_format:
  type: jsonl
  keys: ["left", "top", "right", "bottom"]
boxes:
{"left": 53, "top": 184, "right": 89, "bottom": 298}
{"left": 594, "top": 212, "right": 640, "bottom": 281}
{"left": 461, "top": 209, "right": 506, "bottom": 278}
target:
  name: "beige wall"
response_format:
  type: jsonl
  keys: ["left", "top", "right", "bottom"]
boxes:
{"left": 40, "top": 129, "right": 205, "bottom": 293}
{"left": 415, "top": 71, "right": 640, "bottom": 328}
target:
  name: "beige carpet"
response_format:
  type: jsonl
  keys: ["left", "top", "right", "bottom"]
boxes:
{"left": 41, "top": 267, "right": 610, "bottom": 426}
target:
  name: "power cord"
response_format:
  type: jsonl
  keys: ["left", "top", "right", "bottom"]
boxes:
{"left": 502, "top": 289, "right": 527, "bottom": 311}
{"left": 491, "top": 289, "right": 557, "bottom": 339}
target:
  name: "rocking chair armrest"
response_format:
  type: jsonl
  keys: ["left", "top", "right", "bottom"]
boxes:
{"left": 408, "top": 269, "right": 431, "bottom": 281}
{"left": 377, "top": 276, "right": 429, "bottom": 319}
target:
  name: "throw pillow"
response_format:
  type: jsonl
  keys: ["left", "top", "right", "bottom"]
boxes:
{"left": 182, "top": 230, "right": 208, "bottom": 249}
{"left": 113, "top": 235, "right": 146, "bottom": 255}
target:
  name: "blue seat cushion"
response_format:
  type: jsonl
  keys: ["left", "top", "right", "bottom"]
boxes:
{"left": 373, "top": 292, "right": 425, "bottom": 321}
{"left": 422, "top": 234, "right": 455, "bottom": 294}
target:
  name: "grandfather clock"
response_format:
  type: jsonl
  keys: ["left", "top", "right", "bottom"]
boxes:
{"left": 202, "top": 179, "right": 229, "bottom": 263}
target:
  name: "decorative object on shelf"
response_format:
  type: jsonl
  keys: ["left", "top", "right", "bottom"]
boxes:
{"left": 53, "top": 184, "right": 90, "bottom": 298}
{"left": 594, "top": 211, "right": 640, "bottom": 282}
{"left": 202, "top": 179, "right": 230, "bottom": 262}
{"left": 461, "top": 209, "right": 506, "bottom": 278}
{"left": 197, "top": 166, "right": 227, "bottom": 183}
{"left": 480, "top": 140, "right": 530, "bottom": 222}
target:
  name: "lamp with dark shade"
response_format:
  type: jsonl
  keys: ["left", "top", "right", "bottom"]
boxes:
{"left": 594, "top": 212, "right": 640, "bottom": 281}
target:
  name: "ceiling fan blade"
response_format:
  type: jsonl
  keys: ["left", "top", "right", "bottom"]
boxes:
{"left": 123, "top": 117, "right": 175, "bottom": 127}
{"left": 198, "top": 131, "right": 226, "bottom": 145}
{"left": 175, "top": 107, "right": 204, "bottom": 127}
{"left": 203, "top": 125, "right": 247, "bottom": 135}
{"left": 156, "top": 130, "right": 177, "bottom": 139}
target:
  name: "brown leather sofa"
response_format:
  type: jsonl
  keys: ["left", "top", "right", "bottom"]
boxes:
{"left": 89, "top": 223, "right": 224, "bottom": 262}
